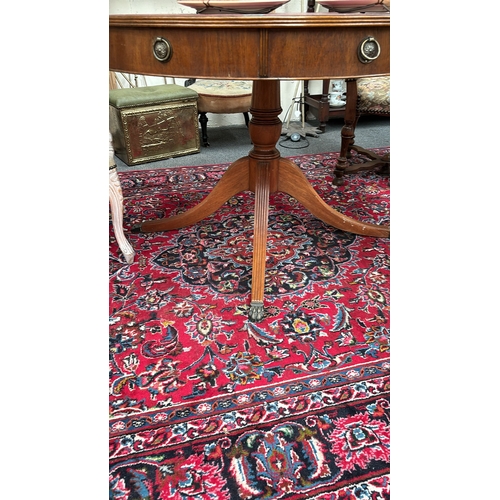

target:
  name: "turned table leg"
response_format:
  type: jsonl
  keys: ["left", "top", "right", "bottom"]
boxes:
{"left": 246, "top": 80, "right": 282, "bottom": 322}
{"left": 334, "top": 78, "right": 358, "bottom": 186}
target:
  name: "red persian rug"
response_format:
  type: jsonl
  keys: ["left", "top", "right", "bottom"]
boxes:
{"left": 109, "top": 148, "right": 390, "bottom": 499}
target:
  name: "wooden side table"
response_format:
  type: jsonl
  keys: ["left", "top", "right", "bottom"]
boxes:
{"left": 110, "top": 13, "right": 390, "bottom": 320}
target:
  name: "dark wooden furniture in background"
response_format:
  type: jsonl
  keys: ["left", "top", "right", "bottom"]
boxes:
{"left": 304, "top": 79, "right": 346, "bottom": 132}
{"left": 109, "top": 12, "right": 390, "bottom": 321}
{"left": 302, "top": 1, "right": 390, "bottom": 132}
{"left": 303, "top": 0, "right": 344, "bottom": 131}
{"left": 335, "top": 77, "right": 390, "bottom": 185}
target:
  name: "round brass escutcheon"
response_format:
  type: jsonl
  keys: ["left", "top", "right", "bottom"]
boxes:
{"left": 358, "top": 37, "right": 381, "bottom": 64}
{"left": 153, "top": 37, "right": 173, "bottom": 62}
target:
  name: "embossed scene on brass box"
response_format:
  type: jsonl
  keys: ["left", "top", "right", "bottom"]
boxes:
{"left": 124, "top": 103, "right": 200, "bottom": 162}
{"left": 110, "top": 99, "right": 200, "bottom": 166}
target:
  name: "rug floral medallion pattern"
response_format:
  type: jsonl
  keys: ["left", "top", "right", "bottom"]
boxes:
{"left": 109, "top": 149, "right": 390, "bottom": 499}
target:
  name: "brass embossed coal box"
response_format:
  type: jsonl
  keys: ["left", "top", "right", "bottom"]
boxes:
{"left": 109, "top": 84, "right": 200, "bottom": 166}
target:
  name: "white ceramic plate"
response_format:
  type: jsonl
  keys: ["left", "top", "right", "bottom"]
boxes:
{"left": 178, "top": 0, "right": 290, "bottom": 14}
{"left": 329, "top": 98, "right": 346, "bottom": 107}
{"left": 317, "top": 0, "right": 389, "bottom": 11}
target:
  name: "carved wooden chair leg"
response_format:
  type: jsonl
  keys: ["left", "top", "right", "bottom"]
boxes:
{"left": 334, "top": 79, "right": 358, "bottom": 186}
{"left": 349, "top": 145, "right": 390, "bottom": 174}
{"left": 198, "top": 112, "right": 210, "bottom": 147}
{"left": 109, "top": 133, "right": 135, "bottom": 264}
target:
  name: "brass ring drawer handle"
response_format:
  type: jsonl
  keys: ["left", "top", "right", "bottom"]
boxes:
{"left": 153, "top": 37, "right": 173, "bottom": 62}
{"left": 358, "top": 37, "right": 381, "bottom": 63}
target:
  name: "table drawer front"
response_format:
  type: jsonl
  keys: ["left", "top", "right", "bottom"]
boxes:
{"left": 267, "top": 26, "right": 389, "bottom": 79}
{"left": 110, "top": 24, "right": 389, "bottom": 80}
{"left": 110, "top": 27, "right": 262, "bottom": 79}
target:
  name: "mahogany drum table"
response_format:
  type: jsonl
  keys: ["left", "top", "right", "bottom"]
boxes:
{"left": 109, "top": 13, "right": 390, "bottom": 322}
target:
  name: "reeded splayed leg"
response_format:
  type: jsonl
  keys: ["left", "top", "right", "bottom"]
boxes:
{"left": 247, "top": 80, "right": 282, "bottom": 322}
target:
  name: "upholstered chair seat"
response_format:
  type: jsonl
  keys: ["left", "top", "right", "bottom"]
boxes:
{"left": 185, "top": 79, "right": 253, "bottom": 146}
{"left": 356, "top": 76, "right": 390, "bottom": 115}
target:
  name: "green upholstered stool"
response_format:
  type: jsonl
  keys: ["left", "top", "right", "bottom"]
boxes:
{"left": 109, "top": 84, "right": 200, "bottom": 166}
